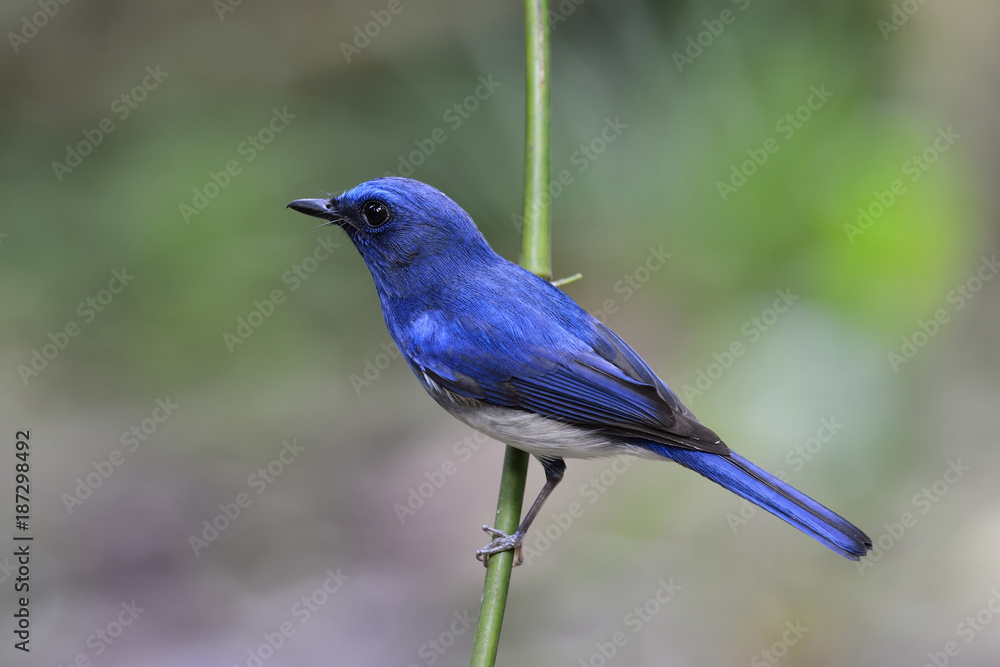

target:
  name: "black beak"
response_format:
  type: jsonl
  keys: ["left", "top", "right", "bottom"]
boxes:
{"left": 287, "top": 198, "right": 337, "bottom": 222}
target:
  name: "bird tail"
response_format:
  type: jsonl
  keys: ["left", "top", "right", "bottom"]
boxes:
{"left": 652, "top": 446, "right": 872, "bottom": 560}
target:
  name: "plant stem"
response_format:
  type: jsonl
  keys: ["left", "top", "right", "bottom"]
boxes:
{"left": 519, "top": 0, "right": 552, "bottom": 280}
{"left": 469, "top": 446, "right": 530, "bottom": 667}
{"left": 469, "top": 2, "right": 550, "bottom": 666}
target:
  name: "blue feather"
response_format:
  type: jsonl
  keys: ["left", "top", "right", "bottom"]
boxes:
{"left": 645, "top": 444, "right": 871, "bottom": 559}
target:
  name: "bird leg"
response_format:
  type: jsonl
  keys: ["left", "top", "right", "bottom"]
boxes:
{"left": 476, "top": 456, "right": 565, "bottom": 567}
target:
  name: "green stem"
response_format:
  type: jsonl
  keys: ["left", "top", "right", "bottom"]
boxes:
{"left": 519, "top": 0, "right": 552, "bottom": 280}
{"left": 470, "top": 2, "right": 550, "bottom": 666}
{"left": 469, "top": 446, "right": 530, "bottom": 667}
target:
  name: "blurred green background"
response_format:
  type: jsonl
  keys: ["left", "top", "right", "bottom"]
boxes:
{"left": 2, "top": 0, "right": 999, "bottom": 665}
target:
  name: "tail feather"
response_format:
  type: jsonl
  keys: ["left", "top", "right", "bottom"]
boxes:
{"left": 649, "top": 445, "right": 872, "bottom": 560}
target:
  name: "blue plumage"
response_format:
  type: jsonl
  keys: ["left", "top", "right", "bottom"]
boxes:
{"left": 288, "top": 177, "right": 872, "bottom": 563}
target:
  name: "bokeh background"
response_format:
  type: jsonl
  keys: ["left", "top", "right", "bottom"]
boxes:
{"left": 2, "top": 0, "right": 999, "bottom": 665}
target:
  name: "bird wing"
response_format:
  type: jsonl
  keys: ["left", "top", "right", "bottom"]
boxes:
{"left": 405, "top": 309, "right": 729, "bottom": 455}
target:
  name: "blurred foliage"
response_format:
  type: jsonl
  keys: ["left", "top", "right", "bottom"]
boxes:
{"left": 1, "top": 1, "right": 998, "bottom": 666}
{"left": 0, "top": 0, "right": 979, "bottom": 401}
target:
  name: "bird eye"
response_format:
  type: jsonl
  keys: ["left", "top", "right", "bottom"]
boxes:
{"left": 360, "top": 200, "right": 390, "bottom": 227}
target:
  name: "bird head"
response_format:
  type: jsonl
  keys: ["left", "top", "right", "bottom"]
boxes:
{"left": 288, "top": 177, "right": 496, "bottom": 295}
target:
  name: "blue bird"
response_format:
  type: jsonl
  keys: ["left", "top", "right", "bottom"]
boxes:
{"left": 288, "top": 177, "right": 872, "bottom": 564}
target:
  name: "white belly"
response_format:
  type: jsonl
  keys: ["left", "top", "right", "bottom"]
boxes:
{"left": 444, "top": 401, "right": 660, "bottom": 461}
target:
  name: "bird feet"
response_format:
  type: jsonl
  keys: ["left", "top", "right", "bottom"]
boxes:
{"left": 475, "top": 525, "right": 524, "bottom": 567}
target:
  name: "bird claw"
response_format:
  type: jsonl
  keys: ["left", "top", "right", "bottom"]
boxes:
{"left": 475, "top": 525, "right": 523, "bottom": 567}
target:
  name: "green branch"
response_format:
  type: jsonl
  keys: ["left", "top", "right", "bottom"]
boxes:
{"left": 519, "top": 0, "right": 552, "bottom": 280}
{"left": 470, "top": 1, "right": 550, "bottom": 666}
